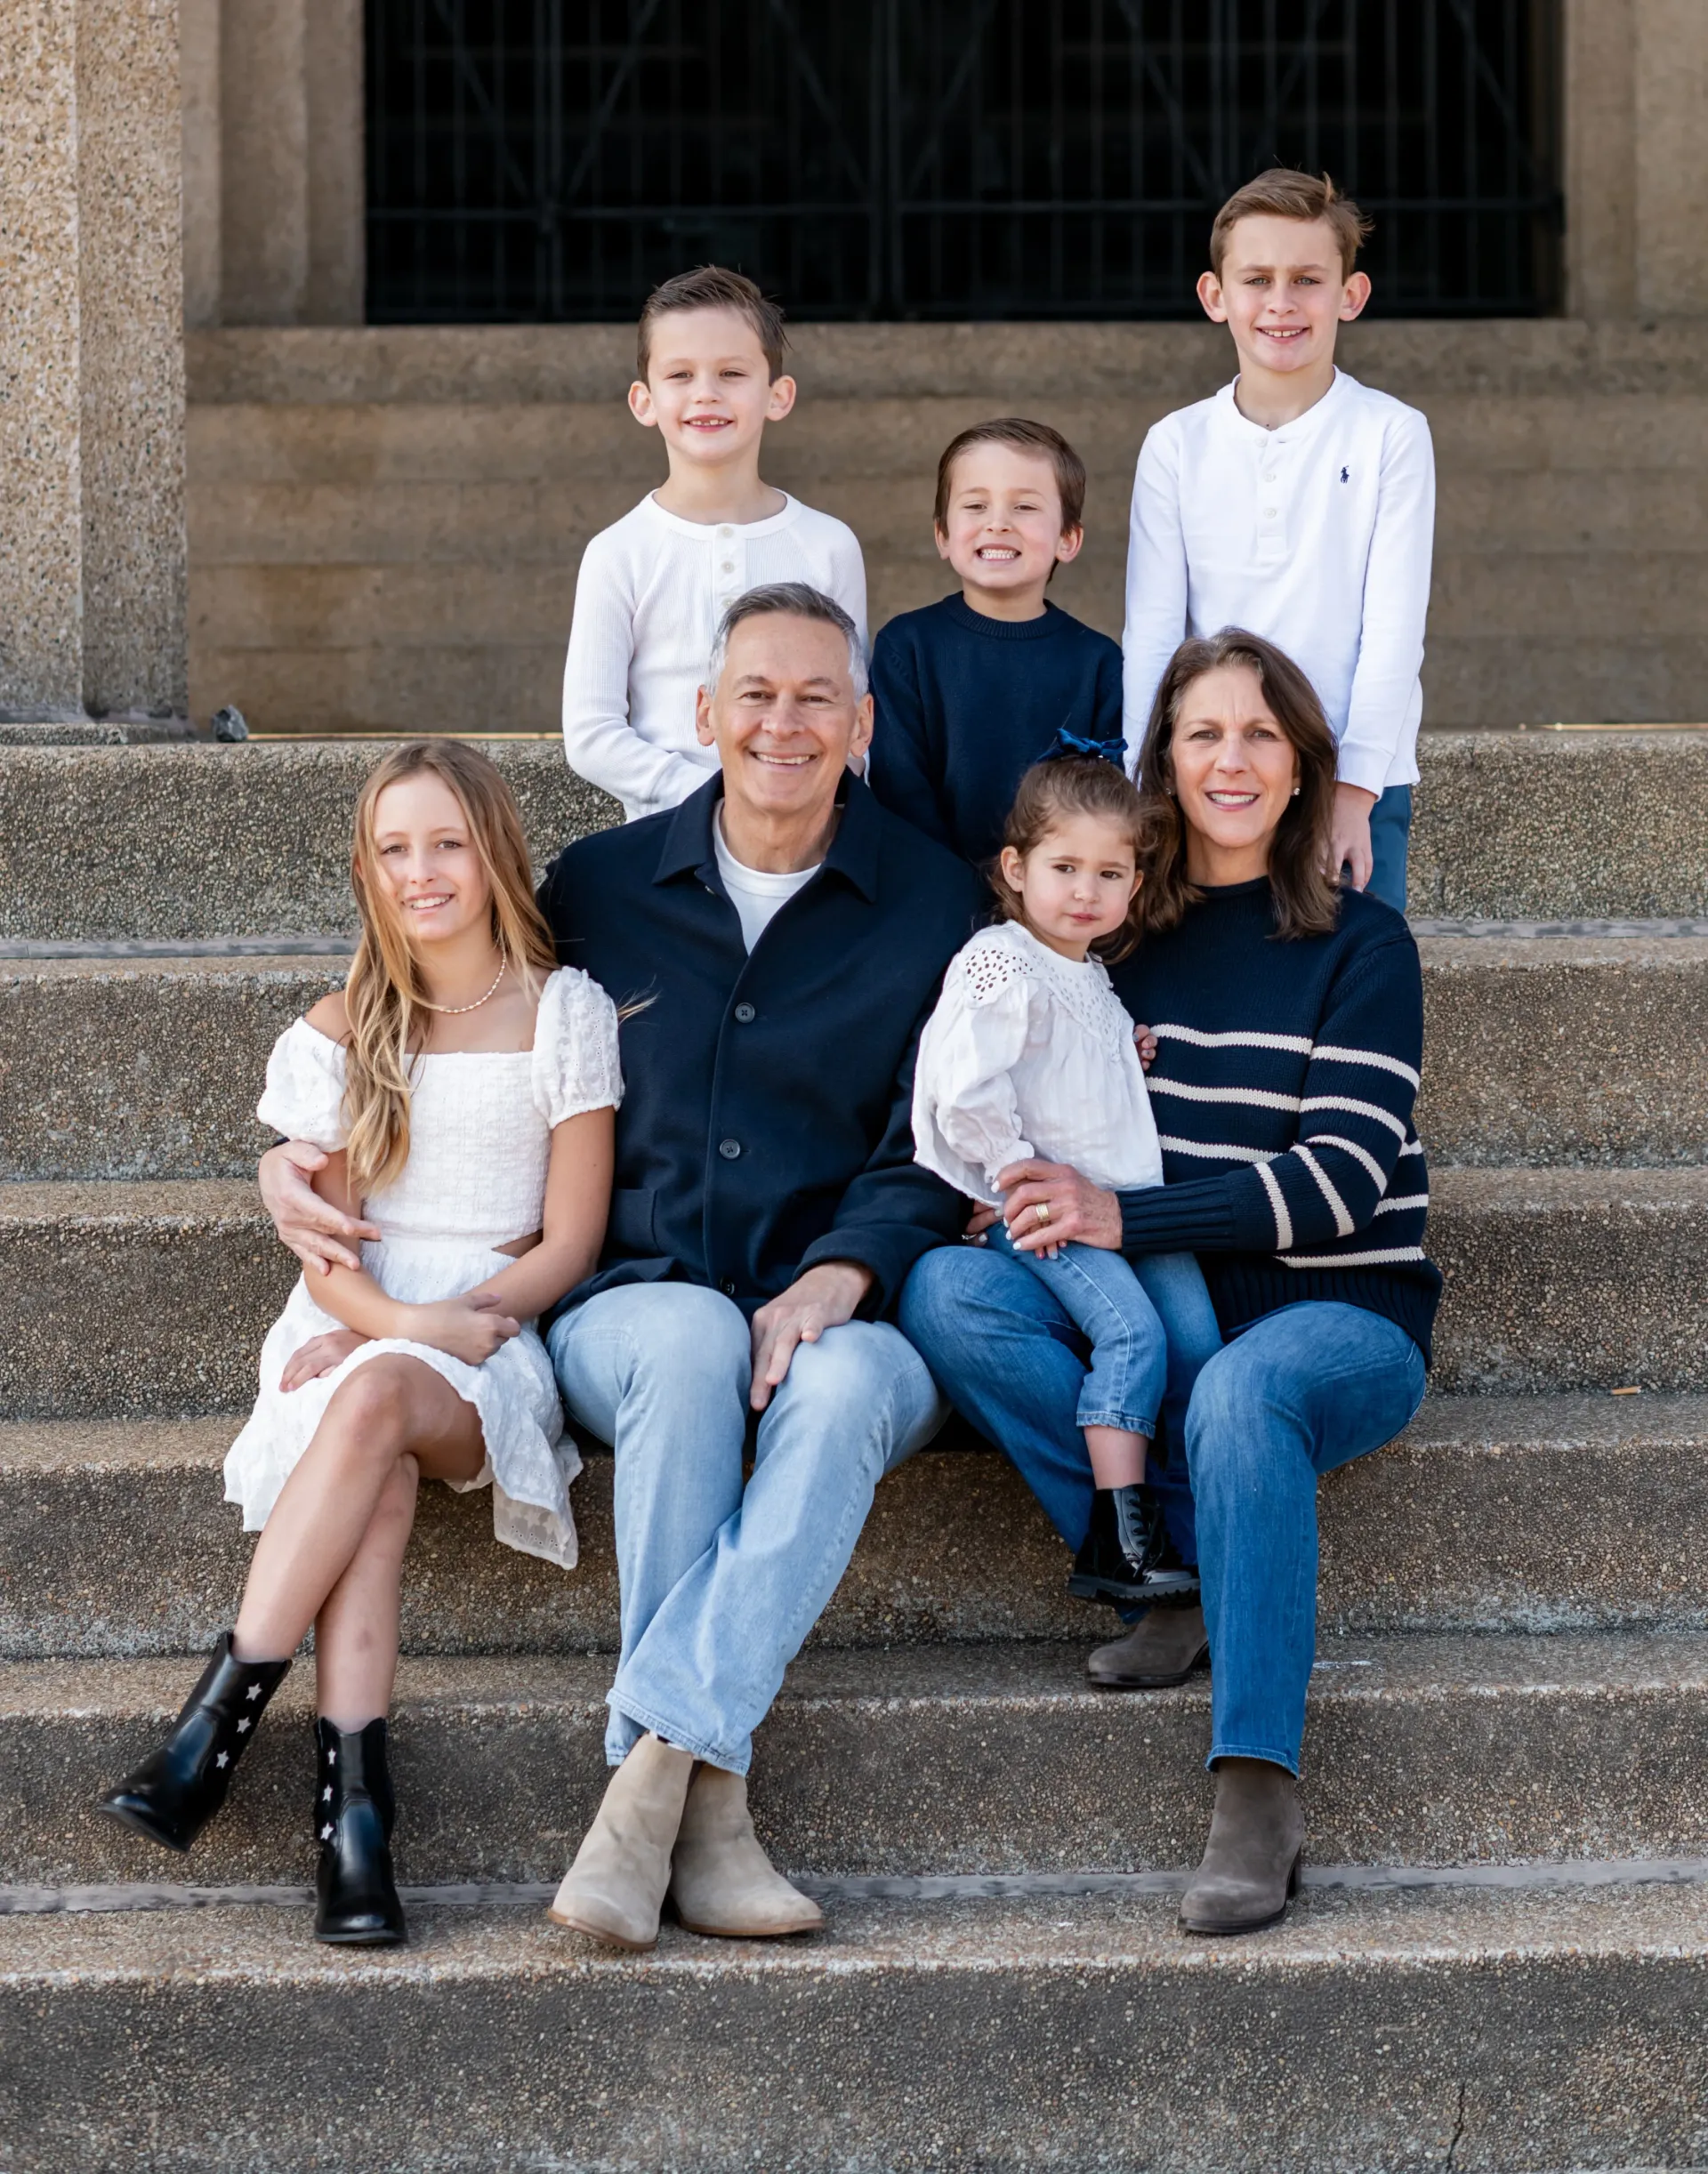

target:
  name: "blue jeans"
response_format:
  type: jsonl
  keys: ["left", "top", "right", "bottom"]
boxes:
{"left": 547, "top": 1283, "right": 946, "bottom": 1774}
{"left": 995, "top": 1225, "right": 1220, "bottom": 1443}
{"left": 898, "top": 1242, "right": 1218, "bottom": 1566}
{"left": 1363, "top": 783, "right": 1412, "bottom": 916}
{"left": 900, "top": 1252, "right": 1425, "bottom": 1774}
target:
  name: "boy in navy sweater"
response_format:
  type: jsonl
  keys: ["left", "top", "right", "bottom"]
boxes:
{"left": 869, "top": 418, "right": 1124, "bottom": 868}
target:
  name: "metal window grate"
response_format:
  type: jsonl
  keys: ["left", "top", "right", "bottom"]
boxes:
{"left": 366, "top": 0, "right": 1561, "bottom": 322}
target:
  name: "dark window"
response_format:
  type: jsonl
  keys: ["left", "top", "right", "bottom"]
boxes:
{"left": 366, "top": 0, "right": 1561, "bottom": 322}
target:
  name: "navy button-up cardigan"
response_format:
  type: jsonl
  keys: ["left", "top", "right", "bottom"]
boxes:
{"left": 538, "top": 773, "right": 987, "bottom": 1320}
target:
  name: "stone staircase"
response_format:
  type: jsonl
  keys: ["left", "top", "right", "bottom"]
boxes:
{"left": 4, "top": 729, "right": 1708, "bottom": 2170}
{"left": 186, "top": 318, "right": 1708, "bottom": 737}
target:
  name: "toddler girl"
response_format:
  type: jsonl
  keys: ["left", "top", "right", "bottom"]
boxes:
{"left": 98, "top": 740, "right": 622, "bottom": 1945}
{"left": 913, "top": 739, "right": 1221, "bottom": 1602}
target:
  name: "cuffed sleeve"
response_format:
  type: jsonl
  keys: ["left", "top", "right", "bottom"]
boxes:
{"left": 1336, "top": 407, "right": 1435, "bottom": 796}
{"left": 561, "top": 532, "right": 709, "bottom": 817}
{"left": 911, "top": 962, "right": 1035, "bottom": 1199}
{"left": 1121, "top": 422, "right": 1189, "bottom": 766}
{"left": 868, "top": 624, "right": 952, "bottom": 846}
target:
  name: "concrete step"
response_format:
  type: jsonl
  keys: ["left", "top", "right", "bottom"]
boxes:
{"left": 6, "top": 1874, "right": 1708, "bottom": 2172}
{"left": 5, "top": 1396, "right": 1705, "bottom": 1662}
{"left": 7, "top": 937, "right": 1706, "bottom": 1182}
{"left": 4, "top": 1168, "right": 1707, "bottom": 1417}
{"left": 10, "top": 1630, "right": 1708, "bottom": 1886}
{"left": 4, "top": 732, "right": 1708, "bottom": 939}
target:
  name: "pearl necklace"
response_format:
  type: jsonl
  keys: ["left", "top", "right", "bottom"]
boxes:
{"left": 417, "top": 954, "right": 507, "bottom": 1016}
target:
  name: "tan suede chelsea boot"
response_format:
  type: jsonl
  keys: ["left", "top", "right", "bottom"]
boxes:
{"left": 547, "top": 1733, "right": 695, "bottom": 1951}
{"left": 668, "top": 1764, "right": 825, "bottom": 1938}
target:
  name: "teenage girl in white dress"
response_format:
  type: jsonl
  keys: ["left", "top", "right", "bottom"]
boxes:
{"left": 913, "top": 741, "right": 1222, "bottom": 1605}
{"left": 98, "top": 740, "right": 621, "bottom": 1946}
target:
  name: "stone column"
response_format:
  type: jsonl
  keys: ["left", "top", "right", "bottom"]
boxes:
{"left": 1632, "top": 0, "right": 1708, "bottom": 315}
{"left": 218, "top": 0, "right": 364, "bottom": 325}
{"left": 0, "top": 0, "right": 188, "bottom": 720}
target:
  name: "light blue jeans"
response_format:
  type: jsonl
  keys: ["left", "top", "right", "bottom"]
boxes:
{"left": 900, "top": 1251, "right": 1425, "bottom": 1774}
{"left": 897, "top": 1240, "right": 1211, "bottom": 1568}
{"left": 994, "top": 1225, "right": 1221, "bottom": 1443}
{"left": 546, "top": 1282, "right": 946, "bottom": 1774}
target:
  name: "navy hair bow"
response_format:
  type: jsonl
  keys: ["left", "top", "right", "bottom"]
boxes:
{"left": 1043, "top": 725, "right": 1129, "bottom": 769}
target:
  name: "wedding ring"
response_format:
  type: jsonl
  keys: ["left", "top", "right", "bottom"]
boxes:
{"left": 1035, "top": 1201, "right": 1051, "bottom": 1228}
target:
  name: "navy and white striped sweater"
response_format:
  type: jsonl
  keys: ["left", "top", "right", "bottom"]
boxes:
{"left": 1108, "top": 876, "right": 1440, "bottom": 1363}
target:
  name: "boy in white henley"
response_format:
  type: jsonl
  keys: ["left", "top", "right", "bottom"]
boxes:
{"left": 562, "top": 266, "right": 866, "bottom": 822}
{"left": 1123, "top": 169, "right": 1434, "bottom": 914}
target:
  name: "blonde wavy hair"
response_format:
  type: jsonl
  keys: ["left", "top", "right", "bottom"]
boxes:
{"left": 342, "top": 740, "right": 558, "bottom": 1196}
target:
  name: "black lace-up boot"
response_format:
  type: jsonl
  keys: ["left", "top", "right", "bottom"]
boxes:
{"left": 96, "top": 1633, "right": 291, "bottom": 1853}
{"left": 1068, "top": 1485, "right": 1202, "bottom": 1606}
{"left": 313, "top": 1718, "right": 407, "bottom": 1946}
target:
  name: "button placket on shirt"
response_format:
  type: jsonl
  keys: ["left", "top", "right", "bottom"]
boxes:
{"left": 714, "top": 524, "right": 745, "bottom": 619}
{"left": 1255, "top": 434, "right": 1288, "bottom": 564}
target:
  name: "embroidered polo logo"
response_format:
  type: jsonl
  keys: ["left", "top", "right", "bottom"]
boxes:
{"left": 1340, "top": 466, "right": 1350, "bottom": 483}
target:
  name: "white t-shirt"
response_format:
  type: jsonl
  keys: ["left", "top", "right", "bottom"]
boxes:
{"left": 562, "top": 491, "right": 869, "bottom": 823}
{"left": 913, "top": 921, "right": 1163, "bottom": 1203}
{"left": 713, "top": 811, "right": 820, "bottom": 952}
{"left": 1122, "top": 369, "right": 1436, "bottom": 796}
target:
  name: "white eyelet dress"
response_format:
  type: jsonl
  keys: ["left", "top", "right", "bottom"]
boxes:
{"left": 222, "top": 967, "right": 623, "bottom": 1571}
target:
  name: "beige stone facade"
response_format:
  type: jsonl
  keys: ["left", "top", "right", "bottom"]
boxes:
{"left": 0, "top": 0, "right": 187, "bottom": 719}
{"left": 4, "top": 1, "right": 1707, "bottom": 725}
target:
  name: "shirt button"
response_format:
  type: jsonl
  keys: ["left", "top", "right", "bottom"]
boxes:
{"left": 721, "top": 1277, "right": 737, "bottom": 1297}
{"left": 1263, "top": 506, "right": 1278, "bottom": 519}
{"left": 734, "top": 1002, "right": 756, "bottom": 1023}
{"left": 719, "top": 1138, "right": 742, "bottom": 1160}
{"left": 718, "top": 526, "right": 734, "bottom": 538}
{"left": 721, "top": 560, "right": 735, "bottom": 574}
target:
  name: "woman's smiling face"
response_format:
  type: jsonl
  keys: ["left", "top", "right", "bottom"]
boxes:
{"left": 1167, "top": 663, "right": 1301, "bottom": 883}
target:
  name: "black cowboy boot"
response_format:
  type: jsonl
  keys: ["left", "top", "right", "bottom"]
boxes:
{"left": 1068, "top": 1486, "right": 1201, "bottom": 1605}
{"left": 314, "top": 1718, "right": 407, "bottom": 1946}
{"left": 96, "top": 1632, "right": 291, "bottom": 1853}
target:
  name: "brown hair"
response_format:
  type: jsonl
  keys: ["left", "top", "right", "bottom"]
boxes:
{"left": 1134, "top": 630, "right": 1341, "bottom": 943}
{"left": 1210, "top": 167, "right": 1372, "bottom": 280}
{"left": 343, "top": 740, "right": 559, "bottom": 1196}
{"left": 990, "top": 755, "right": 1164, "bottom": 965}
{"left": 933, "top": 417, "right": 1088, "bottom": 535}
{"left": 636, "top": 265, "right": 789, "bottom": 382}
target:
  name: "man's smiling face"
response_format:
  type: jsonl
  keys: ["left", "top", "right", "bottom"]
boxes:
{"left": 697, "top": 611, "right": 873, "bottom": 825}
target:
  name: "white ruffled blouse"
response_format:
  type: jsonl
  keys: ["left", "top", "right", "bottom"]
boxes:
{"left": 912, "top": 921, "right": 1164, "bottom": 1204}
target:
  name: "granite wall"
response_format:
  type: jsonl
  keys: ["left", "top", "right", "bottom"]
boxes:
{"left": 0, "top": 0, "right": 187, "bottom": 720}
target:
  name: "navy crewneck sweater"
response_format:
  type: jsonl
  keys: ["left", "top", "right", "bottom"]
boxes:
{"left": 1109, "top": 878, "right": 1441, "bottom": 1362}
{"left": 868, "top": 593, "right": 1124, "bottom": 866}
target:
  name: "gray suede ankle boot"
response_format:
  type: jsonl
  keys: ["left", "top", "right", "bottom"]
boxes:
{"left": 1178, "top": 1758, "right": 1304, "bottom": 1936}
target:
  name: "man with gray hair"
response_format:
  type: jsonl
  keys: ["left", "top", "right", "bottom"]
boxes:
{"left": 260, "top": 584, "right": 982, "bottom": 1950}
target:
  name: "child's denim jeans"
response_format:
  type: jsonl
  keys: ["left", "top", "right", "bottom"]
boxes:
{"left": 993, "top": 1223, "right": 1221, "bottom": 1445}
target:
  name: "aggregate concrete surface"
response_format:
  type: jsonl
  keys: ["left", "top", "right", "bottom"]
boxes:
{"left": 3, "top": 1881, "right": 1707, "bottom": 2172}
{"left": 9, "top": 1630, "right": 1708, "bottom": 1889}
{"left": 4, "top": 733, "right": 1708, "bottom": 938}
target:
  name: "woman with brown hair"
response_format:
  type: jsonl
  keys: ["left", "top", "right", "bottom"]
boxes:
{"left": 902, "top": 629, "right": 1439, "bottom": 1935}
{"left": 97, "top": 741, "right": 621, "bottom": 1946}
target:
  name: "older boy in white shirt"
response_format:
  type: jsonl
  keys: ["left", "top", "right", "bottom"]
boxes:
{"left": 1123, "top": 170, "right": 1434, "bottom": 914}
{"left": 562, "top": 266, "right": 867, "bottom": 822}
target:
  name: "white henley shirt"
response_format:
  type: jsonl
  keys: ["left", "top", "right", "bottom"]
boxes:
{"left": 1122, "top": 370, "right": 1436, "bottom": 797}
{"left": 561, "top": 490, "right": 868, "bottom": 822}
